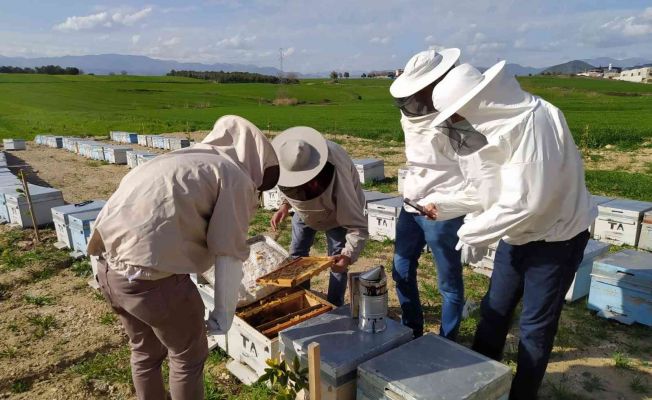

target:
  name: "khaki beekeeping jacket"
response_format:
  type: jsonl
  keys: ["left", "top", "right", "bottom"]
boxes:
{"left": 87, "top": 116, "right": 278, "bottom": 276}
{"left": 281, "top": 141, "right": 368, "bottom": 262}
{"left": 431, "top": 70, "right": 596, "bottom": 248}
{"left": 400, "top": 112, "right": 466, "bottom": 211}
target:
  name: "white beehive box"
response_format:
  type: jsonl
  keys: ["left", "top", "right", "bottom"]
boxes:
{"left": 368, "top": 196, "right": 403, "bottom": 241}
{"left": 639, "top": 211, "right": 652, "bottom": 252}
{"left": 593, "top": 199, "right": 652, "bottom": 247}
{"left": 0, "top": 185, "right": 24, "bottom": 223}
{"left": 3, "top": 139, "right": 26, "bottom": 151}
{"left": 62, "top": 137, "right": 81, "bottom": 152}
{"left": 353, "top": 159, "right": 385, "bottom": 184}
{"left": 590, "top": 195, "right": 614, "bottom": 237}
{"left": 168, "top": 137, "right": 190, "bottom": 150}
{"left": 90, "top": 144, "right": 106, "bottom": 161}
{"left": 51, "top": 200, "right": 106, "bottom": 249}
{"left": 137, "top": 135, "right": 149, "bottom": 146}
{"left": 357, "top": 333, "right": 511, "bottom": 400}
{"left": 262, "top": 187, "right": 283, "bottom": 210}
{"left": 103, "top": 145, "right": 133, "bottom": 164}
{"left": 397, "top": 166, "right": 408, "bottom": 193}
{"left": 6, "top": 185, "right": 64, "bottom": 227}
{"left": 136, "top": 153, "right": 157, "bottom": 166}
{"left": 363, "top": 190, "right": 394, "bottom": 216}
{"left": 46, "top": 136, "right": 63, "bottom": 148}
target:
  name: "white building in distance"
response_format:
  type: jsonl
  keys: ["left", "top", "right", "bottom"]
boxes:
{"left": 617, "top": 66, "right": 652, "bottom": 84}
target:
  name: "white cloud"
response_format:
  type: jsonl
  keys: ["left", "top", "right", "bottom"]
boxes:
{"left": 216, "top": 34, "right": 257, "bottom": 49}
{"left": 53, "top": 7, "right": 152, "bottom": 32}
{"left": 282, "top": 47, "right": 295, "bottom": 57}
{"left": 54, "top": 12, "right": 109, "bottom": 32}
{"left": 601, "top": 7, "right": 652, "bottom": 37}
{"left": 370, "top": 36, "right": 390, "bottom": 44}
{"left": 161, "top": 37, "right": 181, "bottom": 47}
{"left": 424, "top": 35, "right": 435, "bottom": 43}
{"left": 131, "top": 34, "right": 141, "bottom": 45}
{"left": 112, "top": 8, "right": 153, "bottom": 26}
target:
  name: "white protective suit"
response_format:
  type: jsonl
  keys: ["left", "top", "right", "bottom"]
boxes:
{"left": 401, "top": 113, "right": 466, "bottom": 211}
{"left": 430, "top": 68, "right": 596, "bottom": 248}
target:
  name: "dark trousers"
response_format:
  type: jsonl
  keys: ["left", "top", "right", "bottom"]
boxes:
{"left": 472, "top": 230, "right": 590, "bottom": 400}
{"left": 289, "top": 212, "right": 348, "bottom": 306}
{"left": 392, "top": 208, "right": 465, "bottom": 339}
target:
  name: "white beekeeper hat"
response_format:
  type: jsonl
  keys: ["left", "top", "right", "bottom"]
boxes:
{"left": 430, "top": 60, "right": 506, "bottom": 127}
{"left": 389, "top": 48, "right": 461, "bottom": 98}
{"left": 272, "top": 126, "right": 329, "bottom": 187}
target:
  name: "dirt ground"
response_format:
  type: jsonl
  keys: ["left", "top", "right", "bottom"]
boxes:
{"left": 1, "top": 137, "right": 651, "bottom": 399}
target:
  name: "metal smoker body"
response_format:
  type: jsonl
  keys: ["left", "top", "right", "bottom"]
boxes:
{"left": 358, "top": 266, "right": 388, "bottom": 333}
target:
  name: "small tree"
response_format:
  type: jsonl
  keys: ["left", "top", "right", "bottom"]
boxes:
{"left": 121, "top": 70, "right": 128, "bottom": 76}
{"left": 361, "top": 73, "right": 367, "bottom": 78}
{"left": 343, "top": 72, "right": 349, "bottom": 78}
{"left": 329, "top": 71, "right": 338, "bottom": 80}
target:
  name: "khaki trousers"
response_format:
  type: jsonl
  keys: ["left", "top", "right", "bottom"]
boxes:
{"left": 97, "top": 262, "right": 208, "bottom": 400}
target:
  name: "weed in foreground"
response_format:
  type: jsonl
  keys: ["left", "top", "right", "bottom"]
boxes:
{"left": 24, "top": 293, "right": 55, "bottom": 306}
{"left": 612, "top": 352, "right": 633, "bottom": 370}
{"left": 629, "top": 375, "right": 650, "bottom": 394}
{"left": 99, "top": 312, "right": 118, "bottom": 325}
{"left": 71, "top": 258, "right": 93, "bottom": 278}
{"left": 11, "top": 379, "right": 31, "bottom": 393}
{"left": 580, "top": 371, "right": 606, "bottom": 393}
{"left": 27, "top": 314, "right": 58, "bottom": 338}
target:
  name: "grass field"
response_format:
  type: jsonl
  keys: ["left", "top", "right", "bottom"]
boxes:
{"left": 1, "top": 74, "right": 651, "bottom": 148}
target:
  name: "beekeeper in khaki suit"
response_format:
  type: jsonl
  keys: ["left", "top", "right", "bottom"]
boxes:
{"left": 88, "top": 115, "right": 279, "bottom": 400}
{"left": 270, "top": 127, "right": 368, "bottom": 306}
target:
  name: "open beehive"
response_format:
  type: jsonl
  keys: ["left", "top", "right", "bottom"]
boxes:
{"left": 193, "top": 236, "right": 335, "bottom": 383}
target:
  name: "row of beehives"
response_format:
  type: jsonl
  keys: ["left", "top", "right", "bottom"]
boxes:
{"left": 2, "top": 139, "right": 27, "bottom": 151}
{"left": 34, "top": 134, "right": 158, "bottom": 166}
{"left": 109, "top": 130, "right": 192, "bottom": 151}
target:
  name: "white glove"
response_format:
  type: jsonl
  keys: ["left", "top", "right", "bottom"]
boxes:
{"left": 455, "top": 240, "right": 487, "bottom": 265}
{"left": 207, "top": 255, "right": 244, "bottom": 332}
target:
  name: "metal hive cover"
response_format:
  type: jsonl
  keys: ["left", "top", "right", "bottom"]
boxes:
{"left": 357, "top": 333, "right": 512, "bottom": 400}
{"left": 599, "top": 199, "right": 652, "bottom": 213}
{"left": 69, "top": 210, "right": 102, "bottom": 226}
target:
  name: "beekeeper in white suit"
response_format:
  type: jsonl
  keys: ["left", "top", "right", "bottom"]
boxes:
{"left": 426, "top": 61, "right": 596, "bottom": 400}
{"left": 88, "top": 115, "right": 279, "bottom": 400}
{"left": 389, "top": 49, "right": 468, "bottom": 340}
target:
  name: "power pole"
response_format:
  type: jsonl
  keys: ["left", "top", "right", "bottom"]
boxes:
{"left": 279, "top": 48, "right": 284, "bottom": 82}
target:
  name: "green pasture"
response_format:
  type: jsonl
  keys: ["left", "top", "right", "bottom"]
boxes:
{"left": 1, "top": 74, "right": 651, "bottom": 149}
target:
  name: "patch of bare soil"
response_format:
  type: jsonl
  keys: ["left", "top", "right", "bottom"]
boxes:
{"left": 584, "top": 147, "right": 652, "bottom": 174}
{"left": 0, "top": 268, "right": 125, "bottom": 393}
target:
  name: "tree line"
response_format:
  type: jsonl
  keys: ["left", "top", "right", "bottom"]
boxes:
{"left": 0, "top": 65, "right": 82, "bottom": 75}
{"left": 167, "top": 70, "right": 299, "bottom": 84}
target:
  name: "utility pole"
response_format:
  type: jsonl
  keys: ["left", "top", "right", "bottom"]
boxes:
{"left": 279, "top": 48, "right": 284, "bottom": 83}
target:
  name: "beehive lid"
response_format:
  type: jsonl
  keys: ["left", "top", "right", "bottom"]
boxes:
{"left": 598, "top": 199, "right": 652, "bottom": 216}
{"left": 69, "top": 210, "right": 102, "bottom": 226}
{"left": 592, "top": 194, "right": 614, "bottom": 206}
{"left": 357, "top": 333, "right": 512, "bottom": 400}
{"left": 51, "top": 200, "right": 106, "bottom": 219}
{"left": 364, "top": 190, "right": 394, "bottom": 204}
{"left": 256, "top": 256, "right": 333, "bottom": 287}
{"left": 353, "top": 158, "right": 384, "bottom": 168}
{"left": 584, "top": 239, "right": 610, "bottom": 260}
{"left": 368, "top": 196, "right": 403, "bottom": 211}
{"left": 7, "top": 185, "right": 62, "bottom": 204}
{"left": 592, "top": 249, "right": 652, "bottom": 291}
{"left": 280, "top": 305, "right": 412, "bottom": 387}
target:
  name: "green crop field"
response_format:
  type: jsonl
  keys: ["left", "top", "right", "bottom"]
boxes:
{"left": 1, "top": 74, "right": 651, "bottom": 149}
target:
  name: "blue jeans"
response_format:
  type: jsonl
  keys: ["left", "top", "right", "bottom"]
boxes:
{"left": 289, "top": 212, "right": 348, "bottom": 306}
{"left": 472, "top": 230, "right": 589, "bottom": 400}
{"left": 392, "top": 208, "right": 465, "bottom": 339}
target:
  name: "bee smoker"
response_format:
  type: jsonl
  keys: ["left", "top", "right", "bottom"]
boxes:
{"left": 358, "top": 266, "right": 388, "bottom": 333}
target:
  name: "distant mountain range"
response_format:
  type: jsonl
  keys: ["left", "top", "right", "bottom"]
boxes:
{"left": 0, "top": 53, "right": 650, "bottom": 77}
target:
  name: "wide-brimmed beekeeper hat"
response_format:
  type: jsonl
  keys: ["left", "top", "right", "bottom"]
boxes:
{"left": 272, "top": 127, "right": 329, "bottom": 187}
{"left": 389, "top": 48, "right": 461, "bottom": 98}
{"left": 430, "top": 60, "right": 506, "bottom": 127}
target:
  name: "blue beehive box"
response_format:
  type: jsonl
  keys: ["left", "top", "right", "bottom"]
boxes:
{"left": 280, "top": 306, "right": 412, "bottom": 399}
{"left": 69, "top": 210, "right": 102, "bottom": 256}
{"left": 588, "top": 249, "right": 652, "bottom": 326}
{"left": 51, "top": 200, "right": 106, "bottom": 249}
{"left": 565, "top": 240, "right": 611, "bottom": 302}
{"left": 357, "top": 333, "right": 511, "bottom": 400}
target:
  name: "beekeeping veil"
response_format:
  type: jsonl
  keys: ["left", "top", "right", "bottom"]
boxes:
{"left": 431, "top": 61, "right": 538, "bottom": 145}
{"left": 202, "top": 115, "right": 279, "bottom": 190}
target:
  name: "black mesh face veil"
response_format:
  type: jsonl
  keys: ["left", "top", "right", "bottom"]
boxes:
{"left": 440, "top": 120, "right": 488, "bottom": 156}
{"left": 394, "top": 94, "right": 436, "bottom": 117}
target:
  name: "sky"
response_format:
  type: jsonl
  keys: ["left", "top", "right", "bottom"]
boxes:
{"left": 1, "top": 0, "right": 651, "bottom": 73}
